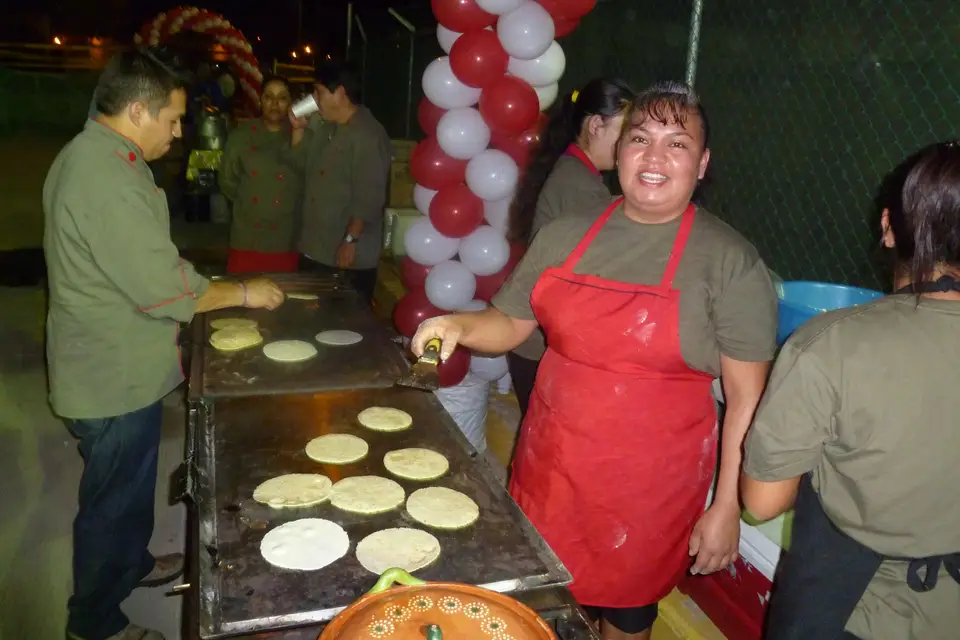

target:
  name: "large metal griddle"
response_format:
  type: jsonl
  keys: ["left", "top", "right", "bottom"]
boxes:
{"left": 188, "top": 274, "right": 407, "bottom": 400}
{"left": 189, "top": 388, "right": 571, "bottom": 638}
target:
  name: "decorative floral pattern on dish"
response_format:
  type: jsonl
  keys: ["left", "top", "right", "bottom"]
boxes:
{"left": 409, "top": 596, "right": 434, "bottom": 613}
{"left": 463, "top": 602, "right": 490, "bottom": 619}
{"left": 439, "top": 596, "right": 462, "bottom": 614}
{"left": 481, "top": 617, "right": 508, "bottom": 636}
{"left": 367, "top": 618, "right": 395, "bottom": 638}
{"left": 385, "top": 604, "right": 410, "bottom": 622}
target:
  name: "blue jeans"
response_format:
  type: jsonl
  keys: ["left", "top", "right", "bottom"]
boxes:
{"left": 65, "top": 401, "right": 163, "bottom": 640}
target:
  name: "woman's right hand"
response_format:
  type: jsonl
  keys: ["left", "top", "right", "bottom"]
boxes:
{"left": 411, "top": 315, "right": 464, "bottom": 361}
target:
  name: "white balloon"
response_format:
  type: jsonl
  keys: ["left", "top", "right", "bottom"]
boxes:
{"left": 422, "top": 57, "right": 483, "bottom": 110}
{"left": 404, "top": 218, "right": 461, "bottom": 266}
{"left": 476, "top": 0, "right": 525, "bottom": 14}
{"left": 458, "top": 299, "right": 489, "bottom": 312}
{"left": 413, "top": 185, "right": 437, "bottom": 216}
{"left": 425, "top": 260, "right": 477, "bottom": 311}
{"left": 534, "top": 83, "right": 559, "bottom": 110}
{"left": 436, "top": 25, "right": 461, "bottom": 54}
{"left": 507, "top": 41, "right": 566, "bottom": 87}
{"left": 459, "top": 225, "right": 510, "bottom": 276}
{"left": 483, "top": 196, "right": 511, "bottom": 232}
{"left": 497, "top": 1, "right": 555, "bottom": 60}
{"left": 436, "top": 108, "right": 492, "bottom": 160}
{"left": 469, "top": 353, "right": 509, "bottom": 381}
{"left": 466, "top": 150, "right": 519, "bottom": 202}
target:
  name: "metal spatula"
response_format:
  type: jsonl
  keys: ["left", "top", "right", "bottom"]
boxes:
{"left": 396, "top": 337, "right": 441, "bottom": 391}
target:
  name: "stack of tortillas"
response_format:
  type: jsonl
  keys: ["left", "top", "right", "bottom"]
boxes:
{"left": 263, "top": 340, "right": 318, "bottom": 362}
{"left": 286, "top": 292, "right": 318, "bottom": 300}
{"left": 357, "top": 407, "right": 413, "bottom": 432}
{"left": 330, "top": 476, "right": 405, "bottom": 514}
{"left": 406, "top": 487, "right": 480, "bottom": 530}
{"left": 260, "top": 518, "right": 349, "bottom": 571}
{"left": 210, "top": 326, "right": 264, "bottom": 352}
{"left": 305, "top": 433, "right": 369, "bottom": 465}
{"left": 315, "top": 330, "right": 363, "bottom": 346}
{"left": 210, "top": 317, "right": 258, "bottom": 331}
{"left": 355, "top": 528, "right": 441, "bottom": 575}
{"left": 252, "top": 474, "right": 333, "bottom": 508}
{"left": 384, "top": 448, "right": 449, "bottom": 481}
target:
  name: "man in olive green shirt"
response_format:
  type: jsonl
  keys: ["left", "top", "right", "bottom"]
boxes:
{"left": 44, "top": 49, "right": 284, "bottom": 640}
{"left": 287, "top": 63, "right": 391, "bottom": 302}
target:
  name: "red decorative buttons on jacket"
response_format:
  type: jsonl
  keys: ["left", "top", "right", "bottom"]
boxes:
{"left": 270, "top": 224, "right": 278, "bottom": 231}
{"left": 277, "top": 173, "right": 284, "bottom": 180}
{"left": 252, "top": 196, "right": 259, "bottom": 204}
{"left": 250, "top": 145, "right": 258, "bottom": 151}
{"left": 128, "top": 151, "right": 136, "bottom": 161}
{"left": 273, "top": 199, "right": 280, "bottom": 206}
{"left": 254, "top": 221, "right": 262, "bottom": 229}
{"left": 251, "top": 169, "right": 258, "bottom": 177}
{"left": 251, "top": 125, "right": 257, "bottom": 131}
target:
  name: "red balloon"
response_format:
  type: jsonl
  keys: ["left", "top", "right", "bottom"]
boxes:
{"left": 393, "top": 289, "right": 444, "bottom": 338}
{"left": 449, "top": 30, "right": 509, "bottom": 89}
{"left": 410, "top": 136, "right": 468, "bottom": 191}
{"left": 400, "top": 256, "right": 432, "bottom": 291}
{"left": 429, "top": 183, "right": 484, "bottom": 238}
{"left": 474, "top": 242, "right": 527, "bottom": 301}
{"left": 538, "top": 0, "right": 595, "bottom": 20}
{"left": 479, "top": 76, "right": 540, "bottom": 136}
{"left": 491, "top": 114, "right": 548, "bottom": 169}
{"left": 417, "top": 98, "right": 446, "bottom": 137}
{"left": 431, "top": 0, "right": 496, "bottom": 33}
{"left": 554, "top": 16, "right": 580, "bottom": 38}
{"left": 438, "top": 346, "right": 471, "bottom": 387}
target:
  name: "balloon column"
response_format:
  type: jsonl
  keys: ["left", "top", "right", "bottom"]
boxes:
{"left": 395, "top": 0, "right": 596, "bottom": 387}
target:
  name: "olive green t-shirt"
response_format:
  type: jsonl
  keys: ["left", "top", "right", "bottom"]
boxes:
{"left": 743, "top": 296, "right": 960, "bottom": 640}
{"left": 285, "top": 106, "right": 391, "bottom": 270}
{"left": 493, "top": 204, "right": 778, "bottom": 375}
{"left": 219, "top": 119, "right": 302, "bottom": 254}
{"left": 510, "top": 154, "right": 612, "bottom": 360}
{"left": 43, "top": 120, "right": 210, "bottom": 419}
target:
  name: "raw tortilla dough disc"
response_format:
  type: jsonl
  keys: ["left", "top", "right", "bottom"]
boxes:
{"left": 263, "top": 340, "right": 318, "bottom": 363}
{"left": 314, "top": 330, "right": 363, "bottom": 346}
{"left": 209, "top": 327, "right": 264, "bottom": 352}
{"left": 286, "top": 292, "right": 318, "bottom": 300}
{"left": 357, "top": 407, "right": 413, "bottom": 432}
{"left": 210, "top": 317, "right": 258, "bottom": 331}
{"left": 252, "top": 473, "right": 333, "bottom": 508}
{"left": 305, "top": 433, "right": 369, "bottom": 465}
{"left": 330, "top": 476, "right": 405, "bottom": 514}
{"left": 383, "top": 448, "right": 449, "bottom": 481}
{"left": 355, "top": 528, "right": 441, "bottom": 575}
{"left": 406, "top": 487, "right": 480, "bottom": 530}
{"left": 259, "top": 518, "right": 349, "bottom": 571}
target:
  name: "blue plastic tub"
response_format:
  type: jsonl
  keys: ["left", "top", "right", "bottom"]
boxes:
{"left": 776, "top": 281, "right": 883, "bottom": 345}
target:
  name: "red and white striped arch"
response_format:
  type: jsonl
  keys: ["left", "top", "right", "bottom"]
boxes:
{"left": 133, "top": 7, "right": 263, "bottom": 110}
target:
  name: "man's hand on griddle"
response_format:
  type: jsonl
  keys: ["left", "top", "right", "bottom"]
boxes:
{"left": 243, "top": 278, "right": 285, "bottom": 310}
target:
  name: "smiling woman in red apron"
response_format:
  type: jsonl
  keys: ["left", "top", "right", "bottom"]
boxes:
{"left": 506, "top": 77, "right": 634, "bottom": 421}
{"left": 412, "top": 81, "right": 778, "bottom": 639}
{"left": 219, "top": 76, "right": 301, "bottom": 274}
{"left": 742, "top": 142, "right": 960, "bottom": 640}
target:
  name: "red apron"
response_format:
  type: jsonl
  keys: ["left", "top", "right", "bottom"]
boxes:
{"left": 509, "top": 198, "right": 718, "bottom": 607}
{"left": 226, "top": 248, "right": 299, "bottom": 274}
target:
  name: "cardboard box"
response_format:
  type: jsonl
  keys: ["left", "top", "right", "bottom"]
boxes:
{"left": 389, "top": 160, "right": 416, "bottom": 209}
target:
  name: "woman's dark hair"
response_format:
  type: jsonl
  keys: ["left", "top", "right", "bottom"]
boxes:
{"left": 883, "top": 141, "right": 960, "bottom": 292}
{"left": 261, "top": 74, "right": 292, "bottom": 96}
{"left": 624, "top": 80, "right": 710, "bottom": 149}
{"left": 508, "top": 77, "right": 634, "bottom": 244}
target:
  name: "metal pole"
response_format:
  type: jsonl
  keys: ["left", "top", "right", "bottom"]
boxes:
{"left": 684, "top": 0, "right": 704, "bottom": 87}
{"left": 405, "top": 34, "right": 414, "bottom": 139}
{"left": 355, "top": 15, "right": 368, "bottom": 104}
{"left": 346, "top": 3, "right": 353, "bottom": 61}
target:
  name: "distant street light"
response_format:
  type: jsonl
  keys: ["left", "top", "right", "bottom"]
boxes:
{"left": 304, "top": 45, "right": 312, "bottom": 54}
{"left": 53, "top": 36, "right": 63, "bottom": 45}
{"left": 291, "top": 51, "right": 298, "bottom": 59}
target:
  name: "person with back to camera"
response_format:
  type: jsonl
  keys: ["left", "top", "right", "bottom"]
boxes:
{"left": 505, "top": 77, "right": 634, "bottom": 420}
{"left": 741, "top": 142, "right": 960, "bottom": 640}
{"left": 412, "top": 81, "right": 778, "bottom": 639}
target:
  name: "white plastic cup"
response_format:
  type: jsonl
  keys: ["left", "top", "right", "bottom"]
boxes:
{"left": 291, "top": 94, "right": 319, "bottom": 119}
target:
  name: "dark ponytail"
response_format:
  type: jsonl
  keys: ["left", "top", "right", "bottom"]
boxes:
{"left": 508, "top": 77, "right": 634, "bottom": 244}
{"left": 884, "top": 141, "right": 960, "bottom": 292}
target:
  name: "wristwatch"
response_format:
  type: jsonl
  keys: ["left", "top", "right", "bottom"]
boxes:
{"left": 343, "top": 233, "right": 359, "bottom": 244}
